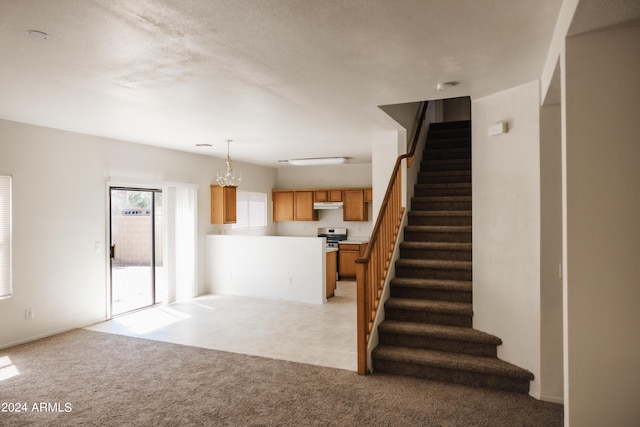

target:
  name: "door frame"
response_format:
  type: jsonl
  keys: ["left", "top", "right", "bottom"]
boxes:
{"left": 108, "top": 186, "right": 162, "bottom": 317}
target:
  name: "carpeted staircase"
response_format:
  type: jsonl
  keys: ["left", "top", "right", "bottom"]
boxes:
{"left": 372, "top": 120, "right": 534, "bottom": 394}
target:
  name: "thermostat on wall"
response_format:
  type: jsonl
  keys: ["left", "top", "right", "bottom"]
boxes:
{"left": 488, "top": 122, "right": 508, "bottom": 136}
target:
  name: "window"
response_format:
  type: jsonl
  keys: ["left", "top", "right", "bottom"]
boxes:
{"left": 0, "top": 175, "right": 12, "bottom": 299}
{"left": 233, "top": 191, "right": 267, "bottom": 229}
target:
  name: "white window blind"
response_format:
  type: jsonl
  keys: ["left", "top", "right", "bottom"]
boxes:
{"left": 0, "top": 175, "right": 12, "bottom": 299}
{"left": 233, "top": 191, "right": 267, "bottom": 229}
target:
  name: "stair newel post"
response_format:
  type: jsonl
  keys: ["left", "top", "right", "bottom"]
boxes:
{"left": 355, "top": 257, "right": 369, "bottom": 374}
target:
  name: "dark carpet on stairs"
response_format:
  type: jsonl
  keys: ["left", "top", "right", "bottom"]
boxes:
{"left": 373, "top": 120, "right": 536, "bottom": 394}
{"left": 0, "top": 329, "right": 562, "bottom": 426}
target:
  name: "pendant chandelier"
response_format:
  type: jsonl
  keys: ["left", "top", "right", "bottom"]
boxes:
{"left": 216, "top": 139, "right": 241, "bottom": 187}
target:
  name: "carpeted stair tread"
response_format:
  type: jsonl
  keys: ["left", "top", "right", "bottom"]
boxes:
{"left": 422, "top": 153, "right": 471, "bottom": 161}
{"left": 386, "top": 297, "right": 472, "bottom": 315}
{"left": 429, "top": 120, "right": 471, "bottom": 130}
{"left": 419, "top": 170, "right": 471, "bottom": 177}
{"left": 391, "top": 277, "right": 472, "bottom": 292}
{"left": 427, "top": 131, "right": 471, "bottom": 141}
{"left": 422, "top": 158, "right": 471, "bottom": 166}
{"left": 416, "top": 183, "right": 472, "bottom": 189}
{"left": 413, "top": 185, "right": 472, "bottom": 198}
{"left": 404, "top": 225, "right": 472, "bottom": 234}
{"left": 372, "top": 346, "right": 534, "bottom": 380}
{"left": 379, "top": 321, "right": 502, "bottom": 346}
{"left": 400, "top": 241, "right": 471, "bottom": 250}
{"left": 409, "top": 211, "right": 471, "bottom": 218}
{"left": 412, "top": 196, "right": 471, "bottom": 202}
{"left": 396, "top": 258, "right": 471, "bottom": 270}
{"left": 425, "top": 137, "right": 470, "bottom": 146}
{"left": 422, "top": 157, "right": 470, "bottom": 163}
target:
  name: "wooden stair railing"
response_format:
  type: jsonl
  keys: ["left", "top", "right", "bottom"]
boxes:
{"left": 356, "top": 101, "right": 428, "bottom": 375}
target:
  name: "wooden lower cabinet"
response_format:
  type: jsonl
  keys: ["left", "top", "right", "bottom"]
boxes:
{"left": 338, "top": 242, "right": 367, "bottom": 279}
{"left": 326, "top": 250, "right": 337, "bottom": 298}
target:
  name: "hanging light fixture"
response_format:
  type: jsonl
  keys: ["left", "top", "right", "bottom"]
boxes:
{"left": 216, "top": 139, "right": 241, "bottom": 187}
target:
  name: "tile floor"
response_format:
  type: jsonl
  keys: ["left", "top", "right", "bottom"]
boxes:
{"left": 86, "top": 281, "right": 357, "bottom": 371}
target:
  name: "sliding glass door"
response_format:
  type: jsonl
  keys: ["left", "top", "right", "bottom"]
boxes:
{"left": 109, "top": 188, "right": 163, "bottom": 316}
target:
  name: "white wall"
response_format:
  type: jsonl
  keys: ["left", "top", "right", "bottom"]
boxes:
{"left": 379, "top": 102, "right": 421, "bottom": 142}
{"left": 275, "top": 163, "right": 373, "bottom": 239}
{"left": 206, "top": 235, "right": 326, "bottom": 304}
{"left": 442, "top": 97, "right": 471, "bottom": 122}
{"left": 0, "top": 119, "right": 276, "bottom": 348}
{"left": 540, "top": 103, "right": 564, "bottom": 402}
{"left": 563, "top": 25, "right": 640, "bottom": 426}
{"left": 472, "top": 81, "right": 542, "bottom": 396}
{"left": 372, "top": 130, "right": 404, "bottom": 219}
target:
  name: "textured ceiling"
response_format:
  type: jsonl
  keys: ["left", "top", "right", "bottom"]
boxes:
{"left": 0, "top": 0, "right": 565, "bottom": 166}
{"left": 569, "top": 0, "right": 640, "bottom": 36}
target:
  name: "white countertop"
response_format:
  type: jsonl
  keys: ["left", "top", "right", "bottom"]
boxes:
{"left": 339, "top": 239, "right": 369, "bottom": 245}
{"left": 325, "top": 247, "right": 338, "bottom": 253}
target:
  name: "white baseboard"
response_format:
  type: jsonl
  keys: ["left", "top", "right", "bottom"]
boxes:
{"left": 0, "top": 317, "right": 108, "bottom": 350}
{"left": 530, "top": 389, "right": 564, "bottom": 404}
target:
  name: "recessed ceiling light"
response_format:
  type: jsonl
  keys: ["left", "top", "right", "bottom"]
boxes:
{"left": 436, "top": 81, "right": 459, "bottom": 91}
{"left": 27, "top": 30, "right": 50, "bottom": 41}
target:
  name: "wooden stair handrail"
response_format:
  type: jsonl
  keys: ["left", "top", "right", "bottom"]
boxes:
{"left": 356, "top": 101, "right": 428, "bottom": 374}
{"left": 361, "top": 101, "right": 428, "bottom": 261}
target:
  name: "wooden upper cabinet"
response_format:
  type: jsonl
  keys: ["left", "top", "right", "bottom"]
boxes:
{"left": 328, "top": 190, "right": 343, "bottom": 202}
{"left": 343, "top": 189, "right": 368, "bottom": 221}
{"left": 275, "top": 187, "right": 370, "bottom": 222}
{"left": 273, "top": 191, "right": 294, "bottom": 221}
{"left": 364, "top": 188, "right": 372, "bottom": 203}
{"left": 210, "top": 185, "right": 237, "bottom": 224}
{"left": 294, "top": 191, "right": 318, "bottom": 221}
{"left": 314, "top": 190, "right": 328, "bottom": 202}
{"left": 314, "top": 190, "right": 343, "bottom": 202}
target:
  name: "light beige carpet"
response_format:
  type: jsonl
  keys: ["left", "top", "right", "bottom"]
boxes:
{"left": 0, "top": 329, "right": 563, "bottom": 426}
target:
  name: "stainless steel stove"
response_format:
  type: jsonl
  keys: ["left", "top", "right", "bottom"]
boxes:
{"left": 317, "top": 227, "right": 347, "bottom": 248}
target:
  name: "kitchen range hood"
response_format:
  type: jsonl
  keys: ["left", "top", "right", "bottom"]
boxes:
{"left": 313, "top": 201, "right": 343, "bottom": 210}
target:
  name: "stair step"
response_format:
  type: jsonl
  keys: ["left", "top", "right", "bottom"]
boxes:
{"left": 427, "top": 129, "right": 471, "bottom": 140}
{"left": 395, "top": 258, "right": 472, "bottom": 281}
{"left": 404, "top": 225, "right": 472, "bottom": 244}
{"left": 408, "top": 211, "right": 471, "bottom": 226}
{"left": 418, "top": 170, "right": 471, "bottom": 184}
{"left": 412, "top": 196, "right": 471, "bottom": 211}
{"left": 378, "top": 321, "right": 501, "bottom": 356}
{"left": 391, "top": 277, "right": 472, "bottom": 292}
{"left": 372, "top": 345, "right": 534, "bottom": 393}
{"left": 421, "top": 158, "right": 471, "bottom": 172}
{"left": 414, "top": 183, "right": 471, "bottom": 197}
{"left": 423, "top": 148, "right": 471, "bottom": 160}
{"left": 385, "top": 297, "right": 472, "bottom": 326}
{"left": 424, "top": 139, "right": 471, "bottom": 151}
{"left": 429, "top": 120, "right": 471, "bottom": 131}
{"left": 400, "top": 241, "right": 472, "bottom": 261}
{"left": 391, "top": 276, "right": 472, "bottom": 302}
